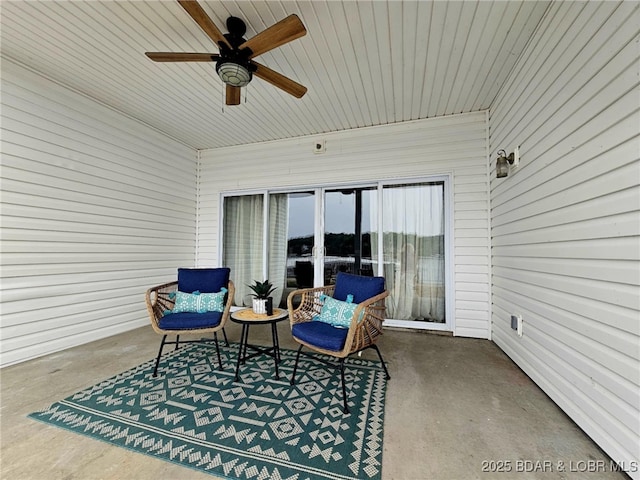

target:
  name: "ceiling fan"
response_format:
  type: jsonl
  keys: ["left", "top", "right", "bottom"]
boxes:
{"left": 145, "top": 0, "right": 307, "bottom": 106}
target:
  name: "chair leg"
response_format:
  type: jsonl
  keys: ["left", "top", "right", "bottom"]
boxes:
{"left": 213, "top": 332, "right": 223, "bottom": 371}
{"left": 339, "top": 358, "right": 349, "bottom": 414}
{"left": 153, "top": 335, "right": 168, "bottom": 377}
{"left": 370, "top": 344, "right": 391, "bottom": 380}
{"left": 290, "top": 345, "right": 304, "bottom": 386}
{"left": 174, "top": 335, "right": 180, "bottom": 351}
{"left": 222, "top": 327, "right": 229, "bottom": 346}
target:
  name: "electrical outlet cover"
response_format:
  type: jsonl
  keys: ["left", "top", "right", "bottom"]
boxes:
{"left": 511, "top": 314, "right": 523, "bottom": 336}
{"left": 517, "top": 315, "right": 523, "bottom": 337}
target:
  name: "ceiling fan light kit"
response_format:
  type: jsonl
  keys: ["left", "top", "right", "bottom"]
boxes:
{"left": 145, "top": 0, "right": 307, "bottom": 106}
{"left": 217, "top": 62, "right": 251, "bottom": 87}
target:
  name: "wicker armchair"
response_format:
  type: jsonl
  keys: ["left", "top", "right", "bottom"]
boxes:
{"left": 145, "top": 268, "right": 234, "bottom": 377}
{"left": 287, "top": 272, "right": 390, "bottom": 414}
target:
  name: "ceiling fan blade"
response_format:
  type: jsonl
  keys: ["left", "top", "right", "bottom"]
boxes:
{"left": 226, "top": 85, "right": 241, "bottom": 105}
{"left": 145, "top": 52, "right": 219, "bottom": 62}
{"left": 178, "top": 0, "right": 231, "bottom": 49}
{"left": 252, "top": 61, "right": 307, "bottom": 98}
{"left": 239, "top": 14, "right": 306, "bottom": 59}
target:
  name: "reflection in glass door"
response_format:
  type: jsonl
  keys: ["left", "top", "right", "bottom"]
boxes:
{"left": 277, "top": 192, "right": 315, "bottom": 308}
{"left": 323, "top": 188, "right": 377, "bottom": 285}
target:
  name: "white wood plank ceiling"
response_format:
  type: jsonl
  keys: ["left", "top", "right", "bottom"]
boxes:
{"left": 1, "top": 0, "right": 551, "bottom": 150}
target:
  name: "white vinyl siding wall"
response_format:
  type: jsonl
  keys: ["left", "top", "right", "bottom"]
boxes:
{"left": 0, "top": 59, "right": 198, "bottom": 367}
{"left": 197, "top": 112, "right": 490, "bottom": 339}
{"left": 489, "top": 1, "right": 639, "bottom": 475}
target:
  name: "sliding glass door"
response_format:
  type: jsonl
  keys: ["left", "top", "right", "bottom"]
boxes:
{"left": 222, "top": 192, "right": 314, "bottom": 308}
{"left": 221, "top": 177, "right": 449, "bottom": 329}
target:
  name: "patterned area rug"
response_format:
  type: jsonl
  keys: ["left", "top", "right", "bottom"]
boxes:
{"left": 29, "top": 342, "right": 387, "bottom": 480}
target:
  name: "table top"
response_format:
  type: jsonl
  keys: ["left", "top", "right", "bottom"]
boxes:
{"left": 231, "top": 307, "right": 288, "bottom": 324}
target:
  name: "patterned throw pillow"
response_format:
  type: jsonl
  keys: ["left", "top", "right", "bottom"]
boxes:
{"left": 314, "top": 294, "right": 357, "bottom": 328}
{"left": 172, "top": 288, "right": 227, "bottom": 314}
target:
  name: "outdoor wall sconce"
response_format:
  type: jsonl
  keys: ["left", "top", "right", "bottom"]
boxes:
{"left": 496, "top": 147, "right": 519, "bottom": 178}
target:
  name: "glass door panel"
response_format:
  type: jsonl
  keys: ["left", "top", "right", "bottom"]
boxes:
{"left": 222, "top": 194, "right": 264, "bottom": 307}
{"left": 275, "top": 191, "right": 315, "bottom": 307}
{"left": 268, "top": 194, "right": 289, "bottom": 308}
{"left": 323, "top": 188, "right": 377, "bottom": 285}
{"left": 380, "top": 182, "right": 445, "bottom": 322}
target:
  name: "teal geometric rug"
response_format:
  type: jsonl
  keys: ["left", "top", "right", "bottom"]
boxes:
{"left": 29, "top": 342, "right": 387, "bottom": 480}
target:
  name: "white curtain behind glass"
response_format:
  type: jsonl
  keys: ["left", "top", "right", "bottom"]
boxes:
{"left": 372, "top": 183, "right": 445, "bottom": 322}
{"left": 268, "top": 194, "right": 288, "bottom": 307}
{"left": 223, "top": 195, "right": 264, "bottom": 306}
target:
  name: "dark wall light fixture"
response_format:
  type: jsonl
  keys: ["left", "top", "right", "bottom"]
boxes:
{"left": 496, "top": 147, "right": 520, "bottom": 178}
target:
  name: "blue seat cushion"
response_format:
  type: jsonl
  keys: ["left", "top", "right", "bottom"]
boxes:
{"left": 159, "top": 311, "right": 222, "bottom": 330}
{"left": 333, "top": 272, "right": 385, "bottom": 303}
{"left": 177, "top": 268, "right": 230, "bottom": 293}
{"left": 292, "top": 321, "right": 349, "bottom": 352}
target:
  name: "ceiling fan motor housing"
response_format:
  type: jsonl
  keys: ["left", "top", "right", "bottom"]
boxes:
{"left": 216, "top": 16, "right": 255, "bottom": 87}
{"left": 225, "top": 16, "right": 247, "bottom": 43}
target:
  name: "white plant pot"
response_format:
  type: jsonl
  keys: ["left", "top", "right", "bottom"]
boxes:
{"left": 252, "top": 298, "right": 267, "bottom": 314}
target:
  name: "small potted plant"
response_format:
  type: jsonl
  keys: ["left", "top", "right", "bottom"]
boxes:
{"left": 248, "top": 279, "right": 276, "bottom": 314}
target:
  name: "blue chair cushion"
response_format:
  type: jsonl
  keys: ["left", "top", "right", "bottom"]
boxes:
{"left": 292, "top": 321, "right": 349, "bottom": 352}
{"left": 333, "top": 272, "right": 385, "bottom": 303}
{"left": 159, "top": 311, "right": 222, "bottom": 330}
{"left": 177, "top": 268, "right": 230, "bottom": 293}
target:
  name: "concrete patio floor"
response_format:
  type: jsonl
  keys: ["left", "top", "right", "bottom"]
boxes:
{"left": 0, "top": 322, "right": 627, "bottom": 480}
